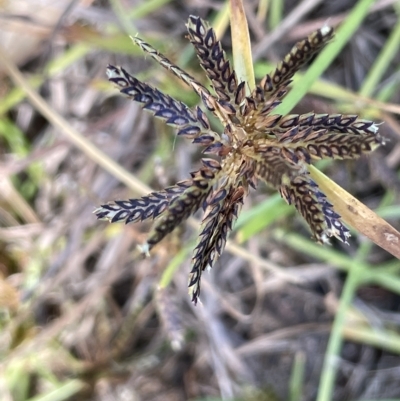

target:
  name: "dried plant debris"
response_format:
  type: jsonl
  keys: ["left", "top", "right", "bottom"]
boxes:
{"left": 95, "top": 16, "right": 384, "bottom": 304}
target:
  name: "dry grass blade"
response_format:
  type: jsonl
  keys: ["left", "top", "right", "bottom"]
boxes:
{"left": 0, "top": 176, "right": 40, "bottom": 224}
{"left": 229, "top": 0, "right": 255, "bottom": 91}
{"left": 0, "top": 44, "right": 150, "bottom": 196}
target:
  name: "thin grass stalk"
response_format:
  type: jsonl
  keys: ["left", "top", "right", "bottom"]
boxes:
{"left": 212, "top": 1, "right": 230, "bottom": 40}
{"left": 316, "top": 263, "right": 362, "bottom": 401}
{"left": 343, "top": 325, "right": 400, "bottom": 355}
{"left": 359, "top": 16, "right": 400, "bottom": 97}
{"left": 158, "top": 245, "right": 192, "bottom": 289}
{"left": 289, "top": 352, "right": 306, "bottom": 401}
{"left": 274, "top": 230, "right": 365, "bottom": 273}
{"left": 256, "top": 0, "right": 269, "bottom": 23}
{"left": 0, "top": 44, "right": 90, "bottom": 115}
{"left": 367, "top": 272, "right": 400, "bottom": 297}
{"left": 25, "top": 379, "right": 86, "bottom": 401}
{"left": 109, "top": 0, "right": 137, "bottom": 34}
{"left": 268, "top": 0, "right": 283, "bottom": 30}
{"left": 0, "top": 43, "right": 151, "bottom": 196}
{"left": 125, "top": 0, "right": 172, "bottom": 19}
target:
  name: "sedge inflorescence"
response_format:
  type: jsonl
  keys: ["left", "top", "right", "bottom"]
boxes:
{"left": 95, "top": 16, "right": 384, "bottom": 304}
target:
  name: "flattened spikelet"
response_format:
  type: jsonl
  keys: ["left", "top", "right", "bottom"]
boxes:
{"left": 188, "top": 185, "right": 245, "bottom": 304}
{"left": 94, "top": 179, "right": 194, "bottom": 224}
{"left": 145, "top": 168, "right": 216, "bottom": 250}
{"left": 280, "top": 174, "right": 350, "bottom": 243}
{"left": 261, "top": 26, "right": 334, "bottom": 99}
{"left": 187, "top": 15, "right": 238, "bottom": 104}
{"left": 132, "top": 36, "right": 217, "bottom": 113}
{"left": 106, "top": 65, "right": 219, "bottom": 143}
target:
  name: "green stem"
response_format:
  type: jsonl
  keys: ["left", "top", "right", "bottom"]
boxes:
{"left": 268, "top": 0, "right": 283, "bottom": 30}
{"left": 316, "top": 263, "right": 362, "bottom": 401}
{"left": 367, "top": 272, "right": 400, "bottom": 297}
{"left": 289, "top": 351, "right": 306, "bottom": 401}
{"left": 159, "top": 245, "right": 193, "bottom": 288}
{"left": 359, "top": 16, "right": 400, "bottom": 97}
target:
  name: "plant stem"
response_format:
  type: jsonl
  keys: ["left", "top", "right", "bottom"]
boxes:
{"left": 316, "top": 262, "right": 362, "bottom": 401}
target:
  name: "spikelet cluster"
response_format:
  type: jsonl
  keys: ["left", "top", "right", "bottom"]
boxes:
{"left": 95, "top": 16, "right": 384, "bottom": 304}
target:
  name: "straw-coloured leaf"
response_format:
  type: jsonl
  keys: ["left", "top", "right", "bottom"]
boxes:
{"left": 229, "top": 0, "right": 254, "bottom": 91}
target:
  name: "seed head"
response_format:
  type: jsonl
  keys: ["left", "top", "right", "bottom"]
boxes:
{"left": 95, "top": 16, "right": 384, "bottom": 304}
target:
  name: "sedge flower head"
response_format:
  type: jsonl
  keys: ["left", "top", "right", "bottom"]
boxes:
{"left": 95, "top": 16, "right": 384, "bottom": 304}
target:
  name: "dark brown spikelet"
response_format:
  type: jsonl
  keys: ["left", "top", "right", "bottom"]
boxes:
{"left": 94, "top": 178, "right": 198, "bottom": 224}
{"left": 189, "top": 185, "right": 245, "bottom": 303}
{"left": 95, "top": 16, "right": 384, "bottom": 304}
{"left": 132, "top": 36, "right": 218, "bottom": 113}
{"left": 186, "top": 15, "right": 238, "bottom": 104}
{"left": 145, "top": 167, "right": 216, "bottom": 251}
{"left": 280, "top": 174, "right": 350, "bottom": 243}
{"left": 261, "top": 26, "right": 334, "bottom": 100}
{"left": 106, "top": 65, "right": 219, "bottom": 144}
{"left": 242, "top": 26, "right": 335, "bottom": 129}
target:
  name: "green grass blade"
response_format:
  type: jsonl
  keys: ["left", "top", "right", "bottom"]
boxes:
{"left": 316, "top": 264, "right": 362, "bottom": 401}
{"left": 289, "top": 352, "right": 306, "bottom": 401}
{"left": 359, "top": 15, "right": 400, "bottom": 97}
{"left": 26, "top": 380, "right": 86, "bottom": 401}
{"left": 274, "top": 230, "right": 367, "bottom": 273}
{"left": 235, "top": 194, "right": 292, "bottom": 243}
{"left": 159, "top": 244, "right": 193, "bottom": 289}
{"left": 268, "top": 0, "right": 283, "bottom": 30}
